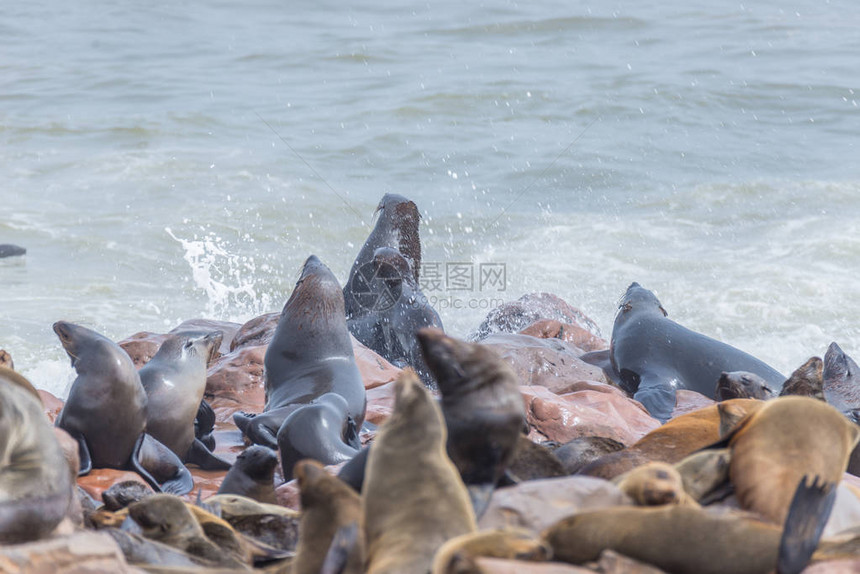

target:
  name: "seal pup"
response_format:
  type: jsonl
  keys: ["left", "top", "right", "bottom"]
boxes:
{"left": 216, "top": 445, "right": 278, "bottom": 504}
{"left": 614, "top": 462, "right": 700, "bottom": 508}
{"left": 233, "top": 255, "right": 366, "bottom": 449}
{"left": 0, "top": 367, "right": 74, "bottom": 543}
{"left": 348, "top": 246, "right": 443, "bottom": 385}
{"left": 140, "top": 331, "right": 231, "bottom": 470}
{"left": 363, "top": 370, "right": 477, "bottom": 574}
{"left": 779, "top": 356, "right": 825, "bottom": 400}
{"left": 0, "top": 244, "right": 26, "bottom": 258}
{"left": 543, "top": 475, "right": 837, "bottom": 574}
{"left": 716, "top": 371, "right": 775, "bottom": 401}
{"left": 0, "top": 350, "right": 13, "bottom": 370}
{"left": 823, "top": 342, "right": 860, "bottom": 420}
{"left": 553, "top": 436, "right": 626, "bottom": 475}
{"left": 292, "top": 459, "right": 364, "bottom": 574}
{"left": 418, "top": 328, "right": 526, "bottom": 516}
{"left": 610, "top": 282, "right": 784, "bottom": 421}
{"left": 277, "top": 392, "right": 360, "bottom": 480}
{"left": 53, "top": 321, "right": 193, "bottom": 495}
{"left": 344, "top": 193, "right": 421, "bottom": 320}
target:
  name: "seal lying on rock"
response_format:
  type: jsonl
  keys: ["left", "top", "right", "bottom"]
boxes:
{"left": 0, "top": 367, "right": 74, "bottom": 543}
{"left": 233, "top": 255, "right": 366, "bottom": 453}
{"left": 53, "top": 321, "right": 193, "bottom": 495}
{"left": 216, "top": 445, "right": 278, "bottom": 504}
{"left": 610, "top": 282, "right": 784, "bottom": 421}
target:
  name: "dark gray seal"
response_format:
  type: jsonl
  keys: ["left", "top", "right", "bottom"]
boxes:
{"left": 216, "top": 445, "right": 278, "bottom": 504}
{"left": 53, "top": 321, "right": 193, "bottom": 495}
{"left": 277, "top": 392, "right": 360, "bottom": 480}
{"left": 823, "top": 342, "right": 860, "bottom": 422}
{"left": 140, "top": 331, "right": 231, "bottom": 470}
{"left": 610, "top": 283, "right": 784, "bottom": 422}
{"left": 347, "top": 246, "right": 443, "bottom": 385}
{"left": 0, "top": 367, "right": 74, "bottom": 543}
{"left": 343, "top": 193, "right": 421, "bottom": 320}
{"left": 233, "top": 255, "right": 366, "bottom": 449}
{"left": 716, "top": 371, "right": 776, "bottom": 401}
{"left": 0, "top": 244, "right": 26, "bottom": 258}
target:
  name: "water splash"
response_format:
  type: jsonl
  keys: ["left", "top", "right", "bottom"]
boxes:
{"left": 165, "top": 227, "right": 273, "bottom": 322}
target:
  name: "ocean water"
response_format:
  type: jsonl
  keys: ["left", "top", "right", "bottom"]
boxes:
{"left": 1, "top": 0, "right": 859, "bottom": 398}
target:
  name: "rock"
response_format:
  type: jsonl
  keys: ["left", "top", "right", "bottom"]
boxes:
{"left": 596, "top": 549, "right": 668, "bottom": 574}
{"left": 39, "top": 389, "right": 64, "bottom": 422}
{"left": 275, "top": 479, "right": 301, "bottom": 511}
{"left": 230, "top": 312, "right": 279, "bottom": 351}
{"left": 474, "top": 558, "right": 593, "bottom": 573}
{"left": 0, "top": 531, "right": 142, "bottom": 573}
{"left": 205, "top": 344, "right": 266, "bottom": 409}
{"left": 170, "top": 318, "right": 241, "bottom": 359}
{"left": 478, "top": 475, "right": 630, "bottom": 534}
{"left": 365, "top": 382, "right": 396, "bottom": 426}
{"left": 118, "top": 331, "right": 169, "bottom": 369}
{"left": 470, "top": 292, "right": 603, "bottom": 342}
{"left": 671, "top": 390, "right": 715, "bottom": 419}
{"left": 77, "top": 470, "right": 150, "bottom": 502}
{"left": 521, "top": 385, "right": 659, "bottom": 446}
{"left": 483, "top": 333, "right": 609, "bottom": 393}
{"left": 353, "top": 336, "right": 401, "bottom": 390}
{"left": 519, "top": 319, "right": 609, "bottom": 353}
{"left": 802, "top": 560, "right": 860, "bottom": 574}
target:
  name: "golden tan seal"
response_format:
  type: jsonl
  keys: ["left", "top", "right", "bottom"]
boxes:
{"left": 431, "top": 529, "right": 551, "bottom": 574}
{"left": 614, "top": 462, "right": 700, "bottom": 508}
{"left": 363, "top": 370, "right": 477, "bottom": 574}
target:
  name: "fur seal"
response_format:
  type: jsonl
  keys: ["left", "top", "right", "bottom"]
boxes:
{"left": 0, "top": 244, "right": 26, "bottom": 258}
{"left": 194, "top": 398, "right": 217, "bottom": 451}
{"left": 216, "top": 445, "right": 278, "bottom": 504}
{"left": 553, "top": 436, "right": 626, "bottom": 475}
{"left": 610, "top": 282, "right": 784, "bottom": 421}
{"left": 102, "top": 480, "right": 153, "bottom": 511}
{"left": 292, "top": 459, "right": 364, "bottom": 574}
{"left": 348, "top": 246, "right": 443, "bottom": 385}
{"left": 277, "top": 392, "right": 360, "bottom": 480}
{"left": 0, "top": 349, "right": 13, "bottom": 370}
{"left": 505, "top": 436, "right": 567, "bottom": 482}
{"left": 823, "top": 342, "right": 860, "bottom": 420}
{"left": 418, "top": 328, "right": 526, "bottom": 515}
{"left": 363, "top": 370, "right": 477, "bottom": 574}
{"left": 674, "top": 449, "right": 732, "bottom": 503}
{"left": 717, "top": 396, "right": 860, "bottom": 525}
{"left": 140, "top": 331, "right": 231, "bottom": 470}
{"left": 0, "top": 367, "right": 74, "bottom": 543}
{"left": 344, "top": 193, "right": 421, "bottom": 320}
{"left": 53, "top": 321, "right": 193, "bottom": 495}
{"left": 780, "top": 356, "right": 825, "bottom": 400}
{"left": 233, "top": 255, "right": 366, "bottom": 450}
{"left": 716, "top": 371, "right": 775, "bottom": 401}
{"left": 543, "top": 475, "right": 837, "bottom": 574}
{"left": 431, "top": 529, "right": 551, "bottom": 574}
{"left": 614, "top": 462, "right": 699, "bottom": 508}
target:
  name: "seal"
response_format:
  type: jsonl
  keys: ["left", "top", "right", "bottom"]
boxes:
{"left": 553, "top": 436, "right": 626, "bottom": 475}
{"left": 102, "top": 480, "right": 153, "bottom": 511}
{"left": 431, "top": 529, "right": 551, "bottom": 574}
{"left": 292, "top": 459, "right": 364, "bottom": 574}
{"left": 543, "top": 475, "right": 837, "bottom": 574}
{"left": 780, "top": 356, "right": 825, "bottom": 400}
{"left": 53, "top": 321, "right": 193, "bottom": 495}
{"left": 201, "top": 494, "right": 299, "bottom": 553}
{"left": 610, "top": 282, "right": 785, "bottom": 421}
{"left": 614, "top": 462, "right": 700, "bottom": 507}
{"left": 277, "top": 392, "right": 360, "bottom": 480}
{"left": 348, "top": 246, "right": 443, "bottom": 385}
{"left": 0, "top": 244, "right": 26, "bottom": 258}
{"left": 363, "top": 370, "right": 477, "bottom": 574}
{"left": 0, "top": 349, "right": 13, "bottom": 370}
{"left": 0, "top": 366, "right": 74, "bottom": 543}
{"left": 716, "top": 371, "right": 775, "bottom": 401}
{"left": 344, "top": 193, "right": 421, "bottom": 320}
{"left": 418, "top": 328, "right": 526, "bottom": 515}
{"left": 823, "top": 342, "right": 860, "bottom": 421}
{"left": 717, "top": 395, "right": 860, "bottom": 525}
{"left": 233, "top": 255, "right": 366, "bottom": 449}
{"left": 216, "top": 445, "right": 278, "bottom": 504}
{"left": 673, "top": 448, "right": 732, "bottom": 503}
{"left": 140, "top": 331, "right": 231, "bottom": 470}
{"left": 506, "top": 436, "right": 567, "bottom": 482}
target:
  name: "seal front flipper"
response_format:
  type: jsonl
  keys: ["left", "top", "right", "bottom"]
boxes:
{"left": 135, "top": 434, "right": 194, "bottom": 496}
{"left": 66, "top": 430, "right": 93, "bottom": 475}
{"left": 233, "top": 412, "right": 279, "bottom": 449}
{"left": 320, "top": 522, "right": 360, "bottom": 574}
{"left": 632, "top": 377, "right": 677, "bottom": 423}
{"left": 185, "top": 438, "right": 232, "bottom": 471}
{"left": 777, "top": 476, "right": 837, "bottom": 574}
{"left": 195, "top": 399, "right": 217, "bottom": 451}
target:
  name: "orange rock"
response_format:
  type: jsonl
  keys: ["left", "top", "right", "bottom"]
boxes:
{"left": 205, "top": 344, "right": 266, "bottom": 405}
{"left": 38, "top": 389, "right": 64, "bottom": 422}
{"left": 118, "top": 331, "right": 169, "bottom": 369}
{"left": 671, "top": 390, "right": 715, "bottom": 419}
{"left": 365, "top": 382, "right": 396, "bottom": 426}
{"left": 519, "top": 319, "right": 609, "bottom": 353}
{"left": 230, "top": 312, "right": 279, "bottom": 351}
{"left": 352, "top": 336, "right": 401, "bottom": 390}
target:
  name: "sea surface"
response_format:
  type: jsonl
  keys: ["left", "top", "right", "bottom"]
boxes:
{"left": 2, "top": 0, "right": 859, "bottom": 397}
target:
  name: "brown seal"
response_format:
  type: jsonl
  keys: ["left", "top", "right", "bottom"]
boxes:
{"left": 674, "top": 449, "right": 732, "bottom": 503}
{"left": 553, "top": 436, "right": 626, "bottom": 475}
{"left": 614, "top": 462, "right": 700, "bottom": 508}
{"left": 431, "top": 529, "right": 551, "bottom": 574}
{"left": 0, "top": 349, "right": 13, "bottom": 370}
{"left": 292, "top": 459, "right": 363, "bottom": 574}
{"left": 715, "top": 371, "right": 776, "bottom": 401}
{"left": 719, "top": 396, "right": 860, "bottom": 525}
{"left": 780, "top": 356, "right": 825, "bottom": 400}
{"left": 216, "top": 445, "right": 278, "bottom": 504}
{"left": 363, "top": 370, "right": 477, "bottom": 574}
{"left": 0, "top": 367, "right": 74, "bottom": 543}
{"left": 579, "top": 398, "right": 760, "bottom": 479}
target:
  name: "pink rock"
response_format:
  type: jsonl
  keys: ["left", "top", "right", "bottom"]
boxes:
{"left": 275, "top": 479, "right": 301, "bottom": 511}
{"left": 365, "top": 382, "right": 396, "bottom": 426}
{"left": 522, "top": 386, "right": 659, "bottom": 446}
{"left": 470, "top": 292, "right": 603, "bottom": 342}
{"left": 671, "top": 390, "right": 716, "bottom": 419}
{"left": 205, "top": 344, "right": 266, "bottom": 408}
{"left": 118, "top": 331, "right": 169, "bottom": 369}
{"left": 39, "top": 389, "right": 64, "bottom": 423}
{"left": 519, "top": 319, "right": 609, "bottom": 353}
{"left": 482, "top": 333, "right": 609, "bottom": 393}
{"left": 230, "top": 312, "right": 279, "bottom": 351}
{"left": 77, "top": 469, "right": 151, "bottom": 502}
{"left": 170, "top": 318, "right": 242, "bottom": 358}
{"left": 352, "top": 336, "right": 401, "bottom": 390}
{"left": 474, "top": 558, "right": 593, "bottom": 573}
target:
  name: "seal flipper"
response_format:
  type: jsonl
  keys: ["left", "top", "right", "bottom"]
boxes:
{"left": 777, "top": 475, "right": 837, "bottom": 574}
{"left": 233, "top": 411, "right": 285, "bottom": 450}
{"left": 633, "top": 378, "right": 676, "bottom": 423}
{"left": 195, "top": 399, "right": 217, "bottom": 451}
{"left": 320, "top": 522, "right": 360, "bottom": 574}
{"left": 67, "top": 430, "right": 93, "bottom": 475}
{"left": 128, "top": 434, "right": 163, "bottom": 493}
{"left": 337, "top": 446, "right": 370, "bottom": 493}
{"left": 185, "top": 438, "right": 232, "bottom": 471}
{"left": 134, "top": 434, "right": 194, "bottom": 496}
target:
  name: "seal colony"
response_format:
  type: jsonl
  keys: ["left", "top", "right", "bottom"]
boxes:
{"left": 5, "top": 193, "right": 860, "bottom": 573}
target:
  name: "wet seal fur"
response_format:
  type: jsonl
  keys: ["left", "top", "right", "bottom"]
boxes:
{"left": 610, "top": 282, "right": 784, "bottom": 421}
{"left": 780, "top": 356, "right": 825, "bottom": 400}
{"left": 0, "top": 367, "right": 74, "bottom": 543}
{"left": 233, "top": 255, "right": 366, "bottom": 452}
{"left": 216, "top": 445, "right": 278, "bottom": 504}
{"left": 53, "top": 321, "right": 193, "bottom": 495}
{"left": 716, "top": 371, "right": 775, "bottom": 401}
{"left": 140, "top": 331, "right": 231, "bottom": 470}
{"left": 363, "top": 370, "right": 477, "bottom": 574}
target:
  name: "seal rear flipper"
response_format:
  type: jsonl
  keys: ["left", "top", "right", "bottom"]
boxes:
{"left": 233, "top": 412, "right": 279, "bottom": 449}
{"left": 185, "top": 439, "right": 232, "bottom": 471}
{"left": 633, "top": 381, "right": 676, "bottom": 423}
{"left": 135, "top": 434, "right": 194, "bottom": 496}
{"left": 467, "top": 483, "right": 495, "bottom": 520}
{"left": 320, "top": 521, "right": 361, "bottom": 574}
{"left": 777, "top": 475, "right": 837, "bottom": 574}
